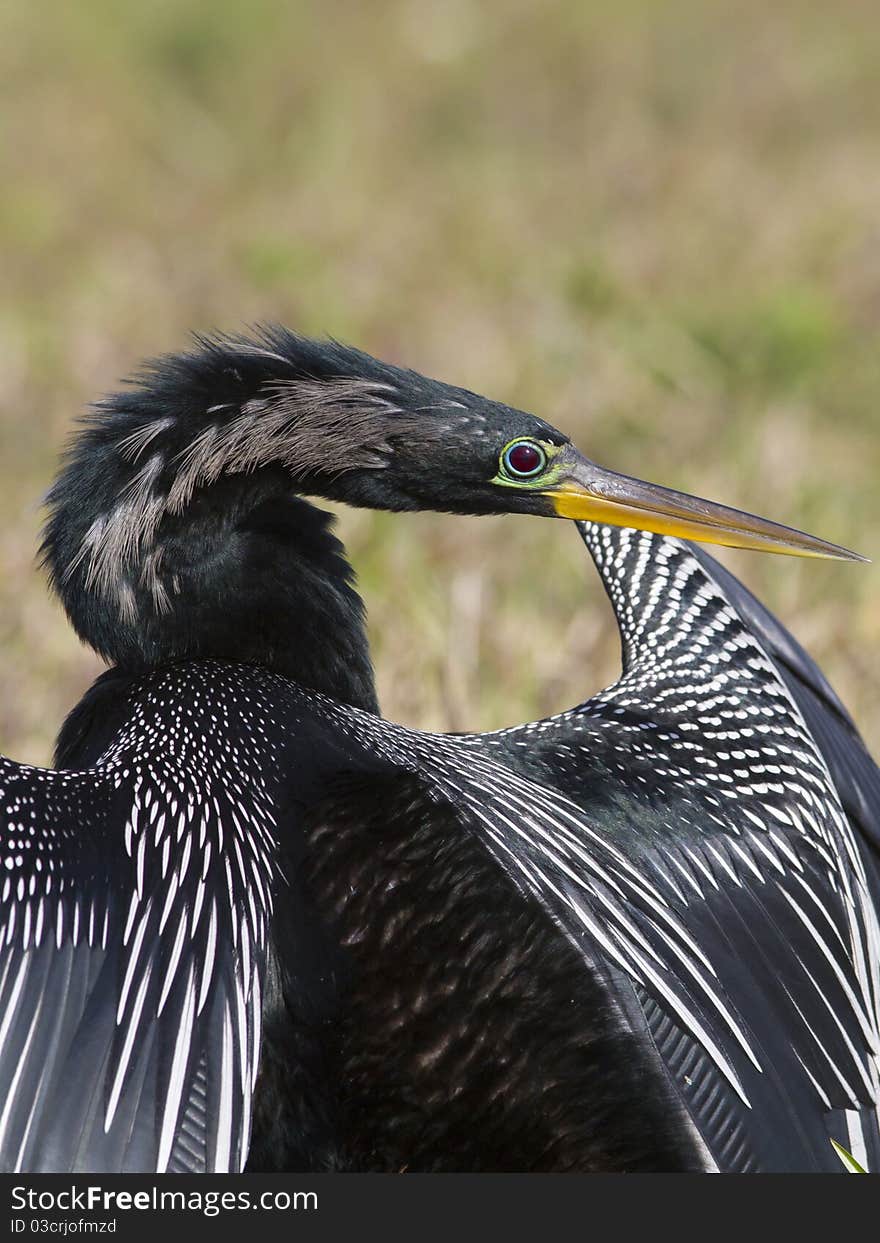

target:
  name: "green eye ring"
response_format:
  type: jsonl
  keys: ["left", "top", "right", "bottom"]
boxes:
{"left": 500, "top": 439, "right": 548, "bottom": 479}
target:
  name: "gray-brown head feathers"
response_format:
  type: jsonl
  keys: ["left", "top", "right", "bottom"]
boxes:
{"left": 42, "top": 329, "right": 438, "bottom": 633}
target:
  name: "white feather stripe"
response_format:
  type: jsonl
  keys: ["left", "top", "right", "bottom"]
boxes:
{"left": 748, "top": 834, "right": 785, "bottom": 877}
{"left": 792, "top": 1049, "right": 832, "bottom": 1110}
{"left": 245, "top": 887, "right": 260, "bottom": 947}
{"left": 480, "top": 821, "right": 646, "bottom": 984}
{"left": 234, "top": 978, "right": 248, "bottom": 1087}
{"left": 239, "top": 1055, "right": 252, "bottom": 1175}
{"left": 615, "top": 925, "right": 754, "bottom": 1105}
{"left": 0, "top": 948, "right": 17, "bottom": 1014}
{"left": 250, "top": 969, "right": 262, "bottom": 1092}
{"left": 104, "top": 964, "right": 152, "bottom": 1133}
{"left": 782, "top": 986, "right": 860, "bottom": 1105}
{"left": 845, "top": 1110, "right": 868, "bottom": 1172}
{"left": 11, "top": 991, "right": 53, "bottom": 1172}
{"left": 646, "top": 856, "right": 691, "bottom": 905}
{"left": 766, "top": 827, "right": 804, "bottom": 872}
{"left": 213, "top": 1003, "right": 234, "bottom": 1174}
{"left": 683, "top": 845, "right": 721, "bottom": 891}
{"left": 577, "top": 880, "right": 668, "bottom": 969}
{"left": 158, "top": 869, "right": 180, "bottom": 935}
{"left": 156, "top": 963, "right": 197, "bottom": 1173}
{"left": 160, "top": 837, "right": 171, "bottom": 880}
{"left": 177, "top": 832, "right": 192, "bottom": 886}
{"left": 1, "top": 970, "right": 47, "bottom": 1170}
{"left": 565, "top": 894, "right": 648, "bottom": 984}
{"left": 483, "top": 792, "right": 631, "bottom": 898}
{"left": 135, "top": 833, "right": 147, "bottom": 900}
{"left": 231, "top": 837, "right": 249, "bottom": 896}
{"left": 836, "top": 868, "right": 880, "bottom": 1046}
{"left": 586, "top": 880, "right": 760, "bottom": 1069}
{"left": 224, "top": 858, "right": 237, "bottom": 942}
{"left": 197, "top": 901, "right": 217, "bottom": 1016}
{"left": 240, "top": 920, "right": 251, "bottom": 1002}
{"left": 794, "top": 958, "right": 878, "bottom": 1097}
{"left": 788, "top": 870, "right": 851, "bottom": 955}
{"left": 478, "top": 803, "right": 596, "bottom": 898}
{"left": 190, "top": 876, "right": 207, "bottom": 937}
{"left": 776, "top": 887, "right": 876, "bottom": 1047}
{"left": 665, "top": 851, "right": 706, "bottom": 898}
{"left": 157, "top": 908, "right": 189, "bottom": 1017}
{"left": 607, "top": 863, "right": 718, "bottom": 975}
{"left": 116, "top": 898, "right": 154, "bottom": 1024}
{"left": 726, "top": 840, "right": 765, "bottom": 885}
{"left": 0, "top": 956, "right": 32, "bottom": 1152}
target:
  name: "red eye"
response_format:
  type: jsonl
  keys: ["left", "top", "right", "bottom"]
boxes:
{"left": 503, "top": 441, "right": 546, "bottom": 477}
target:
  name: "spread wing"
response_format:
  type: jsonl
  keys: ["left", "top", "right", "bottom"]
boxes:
{"left": 0, "top": 753, "right": 273, "bottom": 1173}
{"left": 318, "top": 526, "right": 880, "bottom": 1172}
{"left": 465, "top": 526, "right": 880, "bottom": 1172}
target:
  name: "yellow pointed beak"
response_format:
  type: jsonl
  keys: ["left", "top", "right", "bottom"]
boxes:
{"left": 542, "top": 453, "right": 867, "bottom": 562}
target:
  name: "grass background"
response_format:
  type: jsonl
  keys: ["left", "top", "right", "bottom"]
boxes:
{"left": 1, "top": 0, "right": 878, "bottom": 764}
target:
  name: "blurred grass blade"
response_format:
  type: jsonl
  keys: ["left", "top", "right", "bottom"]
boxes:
{"left": 830, "top": 1139, "right": 867, "bottom": 1173}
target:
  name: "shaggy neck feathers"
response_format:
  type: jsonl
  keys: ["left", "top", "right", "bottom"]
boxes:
{"left": 41, "top": 332, "right": 409, "bottom": 712}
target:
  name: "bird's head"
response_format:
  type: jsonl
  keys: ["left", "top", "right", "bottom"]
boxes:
{"left": 42, "top": 327, "right": 862, "bottom": 691}
{"left": 361, "top": 411, "right": 864, "bottom": 560}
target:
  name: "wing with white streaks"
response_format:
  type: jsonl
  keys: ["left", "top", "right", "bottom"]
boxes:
{"left": 0, "top": 754, "right": 273, "bottom": 1173}
{"left": 421, "top": 741, "right": 880, "bottom": 1170}
{"left": 423, "top": 523, "right": 880, "bottom": 1171}
{"left": 688, "top": 539, "right": 880, "bottom": 861}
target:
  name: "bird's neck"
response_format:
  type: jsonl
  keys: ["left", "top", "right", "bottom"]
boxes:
{"left": 195, "top": 490, "right": 379, "bottom": 714}
{"left": 52, "top": 474, "right": 379, "bottom": 714}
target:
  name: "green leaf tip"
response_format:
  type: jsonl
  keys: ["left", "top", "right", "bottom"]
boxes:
{"left": 830, "top": 1139, "right": 868, "bottom": 1173}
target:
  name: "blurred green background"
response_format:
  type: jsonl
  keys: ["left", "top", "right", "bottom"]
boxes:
{"left": 1, "top": 0, "right": 878, "bottom": 765}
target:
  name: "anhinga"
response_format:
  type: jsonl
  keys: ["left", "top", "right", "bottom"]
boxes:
{"left": 0, "top": 328, "right": 877, "bottom": 1173}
